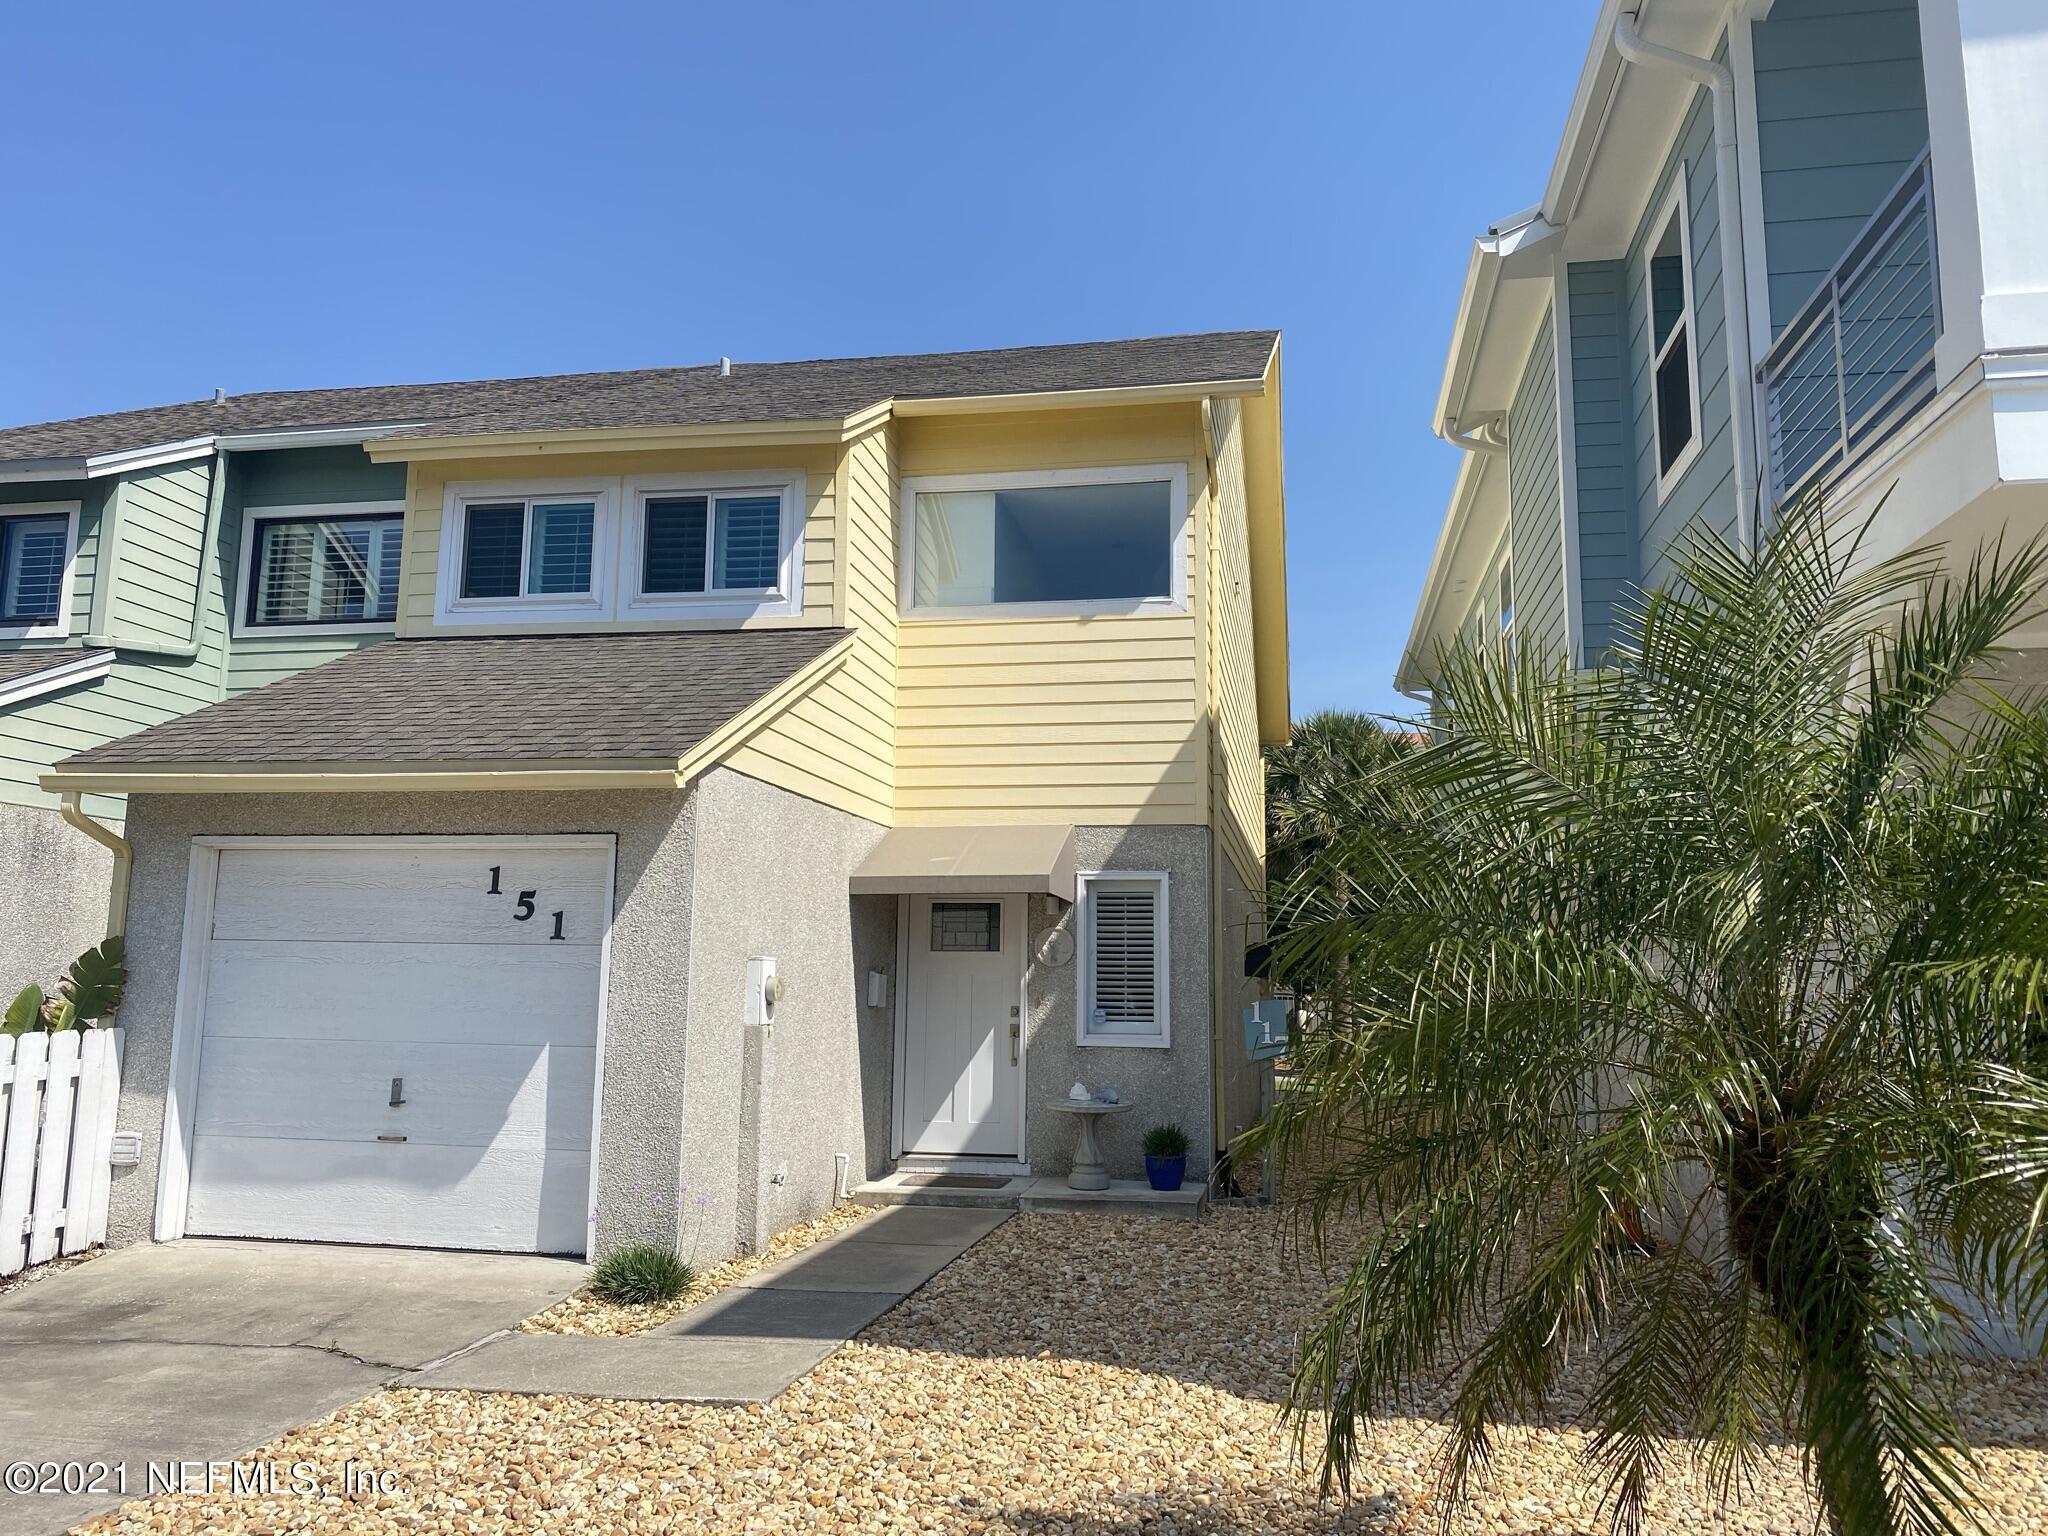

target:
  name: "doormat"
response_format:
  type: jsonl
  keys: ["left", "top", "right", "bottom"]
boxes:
{"left": 897, "top": 1174, "right": 1012, "bottom": 1189}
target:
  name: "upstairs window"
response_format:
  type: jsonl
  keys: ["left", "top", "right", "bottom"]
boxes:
{"left": 1078, "top": 871, "right": 1170, "bottom": 1047}
{"left": 640, "top": 491, "right": 787, "bottom": 596}
{"left": 242, "top": 508, "right": 403, "bottom": 631}
{"left": 462, "top": 498, "right": 597, "bottom": 599}
{"left": 1648, "top": 180, "right": 1701, "bottom": 496}
{"left": 0, "top": 510, "right": 73, "bottom": 630}
{"left": 903, "top": 465, "right": 1187, "bottom": 617}
{"left": 435, "top": 474, "right": 804, "bottom": 625}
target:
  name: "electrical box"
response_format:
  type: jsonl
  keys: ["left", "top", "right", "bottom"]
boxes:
{"left": 746, "top": 956, "right": 782, "bottom": 1028}
{"left": 1243, "top": 998, "right": 1290, "bottom": 1062}
{"left": 865, "top": 969, "right": 889, "bottom": 1009}
{"left": 108, "top": 1130, "right": 143, "bottom": 1168}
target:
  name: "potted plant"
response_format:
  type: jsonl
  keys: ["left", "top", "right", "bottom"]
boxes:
{"left": 1142, "top": 1122, "right": 1189, "bottom": 1192}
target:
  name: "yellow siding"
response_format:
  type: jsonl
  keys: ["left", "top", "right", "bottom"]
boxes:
{"left": 723, "top": 424, "right": 896, "bottom": 822}
{"left": 891, "top": 406, "right": 1210, "bottom": 827}
{"left": 396, "top": 444, "right": 841, "bottom": 635}
{"left": 1207, "top": 398, "right": 1264, "bottom": 889}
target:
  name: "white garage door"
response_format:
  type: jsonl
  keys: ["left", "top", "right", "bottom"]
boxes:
{"left": 182, "top": 838, "right": 611, "bottom": 1256}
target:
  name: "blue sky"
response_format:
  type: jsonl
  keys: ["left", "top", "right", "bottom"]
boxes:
{"left": 0, "top": 2, "right": 1595, "bottom": 720}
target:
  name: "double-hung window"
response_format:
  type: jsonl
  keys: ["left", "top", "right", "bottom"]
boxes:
{"left": 1078, "top": 871, "right": 1170, "bottom": 1047}
{"left": 1648, "top": 178, "right": 1702, "bottom": 497}
{"left": 239, "top": 505, "right": 404, "bottom": 633}
{"left": 902, "top": 465, "right": 1188, "bottom": 618}
{"left": 0, "top": 503, "right": 78, "bottom": 637}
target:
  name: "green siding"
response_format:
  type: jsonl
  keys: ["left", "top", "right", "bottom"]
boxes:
{"left": 105, "top": 461, "right": 214, "bottom": 650}
{"left": 1625, "top": 42, "right": 1739, "bottom": 595}
{"left": 0, "top": 443, "right": 407, "bottom": 813}
{"left": 1751, "top": 0, "right": 1929, "bottom": 332}
{"left": 219, "top": 445, "right": 406, "bottom": 696}
{"left": 1507, "top": 305, "right": 1566, "bottom": 663}
{"left": 1567, "top": 261, "right": 1636, "bottom": 660}
{"left": 0, "top": 479, "right": 107, "bottom": 646}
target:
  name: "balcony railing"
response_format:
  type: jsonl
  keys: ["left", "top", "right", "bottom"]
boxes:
{"left": 1759, "top": 150, "right": 1939, "bottom": 507}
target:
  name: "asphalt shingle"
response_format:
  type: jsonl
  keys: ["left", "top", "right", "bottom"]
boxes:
{"left": 0, "top": 332, "right": 1278, "bottom": 464}
{"left": 57, "top": 630, "right": 849, "bottom": 768}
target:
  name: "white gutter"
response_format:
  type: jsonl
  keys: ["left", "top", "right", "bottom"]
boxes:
{"left": 1613, "top": 11, "right": 1761, "bottom": 555}
{"left": 1440, "top": 413, "right": 1508, "bottom": 458}
{"left": 60, "top": 792, "right": 132, "bottom": 940}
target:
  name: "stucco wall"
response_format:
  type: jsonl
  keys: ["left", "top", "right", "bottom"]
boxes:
{"left": 680, "top": 767, "right": 889, "bottom": 1258}
{"left": 103, "top": 789, "right": 699, "bottom": 1253}
{"left": 1021, "top": 825, "right": 1214, "bottom": 1181}
{"left": 1211, "top": 836, "right": 1272, "bottom": 1175}
{"left": 0, "top": 800, "right": 114, "bottom": 994}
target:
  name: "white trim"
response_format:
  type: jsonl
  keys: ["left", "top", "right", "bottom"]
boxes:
{"left": 1648, "top": 173, "right": 1706, "bottom": 503}
{"left": 0, "top": 648, "right": 112, "bottom": 709}
{"left": 898, "top": 463, "right": 1191, "bottom": 621}
{"left": 618, "top": 469, "right": 806, "bottom": 621}
{"left": 890, "top": 892, "right": 1029, "bottom": 1161}
{"left": 1075, "top": 869, "right": 1171, "bottom": 1049}
{"left": 153, "top": 834, "right": 617, "bottom": 1257}
{"left": 1728, "top": 11, "right": 1776, "bottom": 373}
{"left": 231, "top": 500, "right": 405, "bottom": 639}
{"left": 434, "top": 478, "right": 618, "bottom": 627}
{"left": 0, "top": 502, "right": 81, "bottom": 641}
{"left": 211, "top": 424, "right": 423, "bottom": 454}
{"left": 1550, "top": 273, "right": 1585, "bottom": 667}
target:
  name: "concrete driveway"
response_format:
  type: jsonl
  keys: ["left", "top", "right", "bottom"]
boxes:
{"left": 0, "top": 1239, "right": 583, "bottom": 1536}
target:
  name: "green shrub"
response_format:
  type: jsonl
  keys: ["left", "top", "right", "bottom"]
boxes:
{"left": 589, "top": 1243, "right": 692, "bottom": 1306}
{"left": 1142, "top": 1122, "right": 1190, "bottom": 1160}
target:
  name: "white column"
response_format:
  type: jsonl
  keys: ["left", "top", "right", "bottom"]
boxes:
{"left": 1921, "top": 0, "right": 2048, "bottom": 381}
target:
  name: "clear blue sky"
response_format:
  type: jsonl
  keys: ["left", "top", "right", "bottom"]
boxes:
{"left": 0, "top": 2, "right": 1596, "bottom": 721}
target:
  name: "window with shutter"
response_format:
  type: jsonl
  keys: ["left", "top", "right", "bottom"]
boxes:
{"left": 1080, "top": 873, "right": 1170, "bottom": 1046}
{"left": 0, "top": 504, "right": 76, "bottom": 636}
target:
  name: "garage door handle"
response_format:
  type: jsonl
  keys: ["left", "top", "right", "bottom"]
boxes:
{"left": 389, "top": 1076, "right": 406, "bottom": 1108}
{"left": 377, "top": 1134, "right": 407, "bottom": 1143}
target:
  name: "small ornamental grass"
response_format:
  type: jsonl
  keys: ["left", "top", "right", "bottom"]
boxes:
{"left": 1142, "top": 1122, "right": 1190, "bottom": 1159}
{"left": 589, "top": 1243, "right": 693, "bottom": 1307}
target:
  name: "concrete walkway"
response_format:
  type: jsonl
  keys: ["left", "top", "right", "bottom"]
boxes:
{"left": 406, "top": 1205, "right": 1011, "bottom": 1403}
{"left": 0, "top": 1239, "right": 583, "bottom": 1536}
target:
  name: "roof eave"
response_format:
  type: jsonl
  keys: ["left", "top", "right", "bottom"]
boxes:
{"left": 38, "top": 760, "right": 686, "bottom": 795}
{"left": 361, "top": 417, "right": 854, "bottom": 463}
{"left": 1239, "top": 345, "right": 1291, "bottom": 745}
{"left": 0, "top": 422, "right": 427, "bottom": 483}
{"left": 1396, "top": 449, "right": 1497, "bottom": 697}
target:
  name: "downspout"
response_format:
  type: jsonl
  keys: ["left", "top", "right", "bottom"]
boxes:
{"left": 1613, "top": 12, "right": 1761, "bottom": 554}
{"left": 83, "top": 448, "right": 230, "bottom": 661}
{"left": 61, "top": 792, "right": 131, "bottom": 940}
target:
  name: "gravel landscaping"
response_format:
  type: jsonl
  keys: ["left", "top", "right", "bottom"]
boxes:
{"left": 73, "top": 1206, "right": 2048, "bottom": 1535}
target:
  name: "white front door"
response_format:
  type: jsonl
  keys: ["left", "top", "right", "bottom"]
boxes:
{"left": 900, "top": 895, "right": 1022, "bottom": 1156}
{"left": 180, "top": 838, "right": 610, "bottom": 1256}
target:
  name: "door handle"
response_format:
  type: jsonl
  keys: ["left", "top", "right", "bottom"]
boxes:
{"left": 389, "top": 1076, "right": 406, "bottom": 1108}
{"left": 1009, "top": 1007, "right": 1021, "bottom": 1065}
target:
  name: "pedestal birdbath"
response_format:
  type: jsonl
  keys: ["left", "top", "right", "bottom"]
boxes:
{"left": 1046, "top": 1099, "right": 1132, "bottom": 1190}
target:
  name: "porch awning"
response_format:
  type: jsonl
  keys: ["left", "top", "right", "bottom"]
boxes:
{"left": 850, "top": 824, "right": 1076, "bottom": 904}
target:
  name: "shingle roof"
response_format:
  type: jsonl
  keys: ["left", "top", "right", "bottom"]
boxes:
{"left": 0, "top": 332, "right": 1278, "bottom": 465}
{"left": 58, "top": 630, "right": 849, "bottom": 767}
{"left": 0, "top": 648, "right": 110, "bottom": 688}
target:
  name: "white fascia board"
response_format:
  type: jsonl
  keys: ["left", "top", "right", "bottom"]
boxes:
{"left": 1397, "top": 449, "right": 1498, "bottom": 694}
{"left": 0, "top": 421, "right": 428, "bottom": 486}
{"left": 0, "top": 649, "right": 113, "bottom": 710}
{"left": 1435, "top": 211, "right": 1565, "bottom": 436}
{"left": 211, "top": 422, "right": 425, "bottom": 452}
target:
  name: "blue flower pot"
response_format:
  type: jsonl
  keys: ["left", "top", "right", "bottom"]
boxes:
{"left": 1144, "top": 1153, "right": 1187, "bottom": 1192}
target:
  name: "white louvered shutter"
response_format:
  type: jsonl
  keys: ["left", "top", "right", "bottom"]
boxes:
{"left": 1086, "top": 878, "right": 1164, "bottom": 1038}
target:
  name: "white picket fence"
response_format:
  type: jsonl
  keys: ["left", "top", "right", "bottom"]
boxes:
{"left": 0, "top": 1028, "right": 124, "bottom": 1277}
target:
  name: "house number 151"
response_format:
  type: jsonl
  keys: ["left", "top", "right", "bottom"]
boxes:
{"left": 485, "top": 865, "right": 567, "bottom": 940}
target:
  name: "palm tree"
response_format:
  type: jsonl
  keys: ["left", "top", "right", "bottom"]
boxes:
{"left": 1242, "top": 504, "right": 2048, "bottom": 1535}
